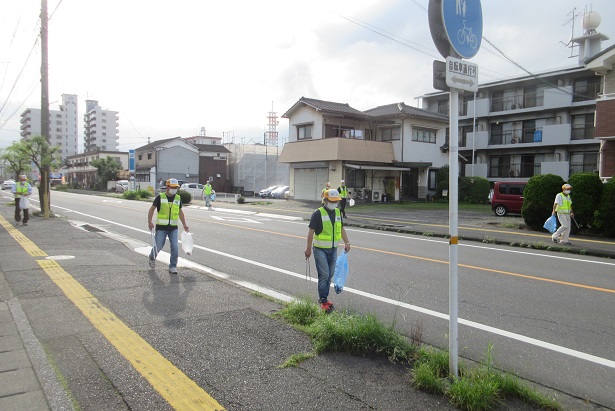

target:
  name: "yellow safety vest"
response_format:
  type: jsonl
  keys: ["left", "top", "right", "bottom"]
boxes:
{"left": 15, "top": 182, "right": 29, "bottom": 198}
{"left": 156, "top": 194, "right": 180, "bottom": 226}
{"left": 203, "top": 184, "right": 212, "bottom": 195}
{"left": 556, "top": 194, "right": 572, "bottom": 213}
{"left": 339, "top": 186, "right": 348, "bottom": 198}
{"left": 313, "top": 207, "right": 342, "bottom": 248}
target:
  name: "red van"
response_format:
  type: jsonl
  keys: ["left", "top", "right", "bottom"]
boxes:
{"left": 491, "top": 182, "right": 527, "bottom": 216}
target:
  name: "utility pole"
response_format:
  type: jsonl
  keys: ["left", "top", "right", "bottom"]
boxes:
{"left": 40, "top": 0, "right": 51, "bottom": 218}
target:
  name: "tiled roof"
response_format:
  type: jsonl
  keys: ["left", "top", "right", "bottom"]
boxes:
{"left": 364, "top": 102, "right": 448, "bottom": 122}
{"left": 193, "top": 144, "right": 231, "bottom": 153}
{"left": 135, "top": 137, "right": 180, "bottom": 151}
{"left": 283, "top": 97, "right": 448, "bottom": 122}
{"left": 282, "top": 97, "right": 367, "bottom": 118}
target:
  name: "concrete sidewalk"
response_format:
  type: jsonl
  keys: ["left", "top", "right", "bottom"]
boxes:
{"left": 0, "top": 194, "right": 612, "bottom": 411}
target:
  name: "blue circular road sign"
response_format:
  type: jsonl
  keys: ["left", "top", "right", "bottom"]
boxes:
{"left": 442, "top": 0, "right": 482, "bottom": 59}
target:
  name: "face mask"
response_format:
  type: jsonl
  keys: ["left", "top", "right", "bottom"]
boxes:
{"left": 168, "top": 188, "right": 178, "bottom": 195}
{"left": 564, "top": 190, "right": 570, "bottom": 195}
{"left": 325, "top": 202, "right": 338, "bottom": 210}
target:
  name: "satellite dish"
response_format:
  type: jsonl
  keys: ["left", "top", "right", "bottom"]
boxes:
{"left": 583, "top": 11, "right": 601, "bottom": 31}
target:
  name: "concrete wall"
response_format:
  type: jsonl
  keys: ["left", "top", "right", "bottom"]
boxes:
{"left": 157, "top": 146, "right": 199, "bottom": 183}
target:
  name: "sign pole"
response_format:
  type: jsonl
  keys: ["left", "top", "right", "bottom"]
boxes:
{"left": 449, "top": 87, "right": 459, "bottom": 377}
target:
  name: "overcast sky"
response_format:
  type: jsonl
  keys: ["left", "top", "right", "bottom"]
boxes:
{"left": 1, "top": 0, "right": 614, "bottom": 151}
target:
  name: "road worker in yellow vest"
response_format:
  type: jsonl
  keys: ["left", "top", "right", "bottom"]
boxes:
{"left": 12, "top": 174, "right": 33, "bottom": 226}
{"left": 551, "top": 183, "right": 574, "bottom": 246}
{"left": 203, "top": 181, "right": 213, "bottom": 209}
{"left": 337, "top": 179, "right": 348, "bottom": 218}
{"left": 305, "top": 189, "right": 351, "bottom": 313}
{"left": 321, "top": 182, "right": 331, "bottom": 204}
{"left": 147, "top": 178, "right": 189, "bottom": 274}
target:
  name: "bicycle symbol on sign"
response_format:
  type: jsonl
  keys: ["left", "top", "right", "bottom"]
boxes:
{"left": 457, "top": 19, "right": 478, "bottom": 49}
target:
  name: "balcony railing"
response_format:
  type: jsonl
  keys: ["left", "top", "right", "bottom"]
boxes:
{"left": 491, "top": 92, "right": 544, "bottom": 112}
{"left": 572, "top": 83, "right": 601, "bottom": 102}
{"left": 489, "top": 162, "right": 541, "bottom": 178}
{"left": 489, "top": 128, "right": 543, "bottom": 145}
{"left": 571, "top": 124, "right": 595, "bottom": 140}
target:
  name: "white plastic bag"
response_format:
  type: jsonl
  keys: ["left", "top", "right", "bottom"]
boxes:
{"left": 19, "top": 196, "right": 30, "bottom": 210}
{"left": 181, "top": 231, "right": 193, "bottom": 255}
{"left": 349, "top": 198, "right": 355, "bottom": 207}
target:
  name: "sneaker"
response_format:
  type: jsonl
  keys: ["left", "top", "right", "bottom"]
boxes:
{"left": 551, "top": 237, "right": 558, "bottom": 244}
{"left": 169, "top": 267, "right": 178, "bottom": 274}
{"left": 320, "top": 301, "right": 334, "bottom": 313}
{"left": 22, "top": 222, "right": 28, "bottom": 226}
{"left": 149, "top": 259, "right": 156, "bottom": 268}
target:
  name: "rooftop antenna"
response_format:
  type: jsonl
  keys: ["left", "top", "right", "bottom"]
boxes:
{"left": 561, "top": 7, "right": 580, "bottom": 58}
{"left": 199, "top": 126, "right": 206, "bottom": 136}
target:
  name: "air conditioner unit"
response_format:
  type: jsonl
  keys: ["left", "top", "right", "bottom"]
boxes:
{"left": 372, "top": 191, "right": 380, "bottom": 202}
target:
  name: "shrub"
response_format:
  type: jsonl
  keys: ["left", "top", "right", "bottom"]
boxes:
{"left": 237, "top": 196, "right": 245, "bottom": 204}
{"left": 54, "top": 184, "right": 69, "bottom": 191}
{"left": 594, "top": 178, "right": 615, "bottom": 237}
{"left": 568, "top": 173, "right": 603, "bottom": 229}
{"left": 178, "top": 189, "right": 192, "bottom": 204}
{"left": 521, "top": 174, "right": 564, "bottom": 230}
{"left": 459, "top": 176, "right": 490, "bottom": 204}
{"left": 137, "top": 189, "right": 152, "bottom": 199}
{"left": 122, "top": 190, "right": 139, "bottom": 200}
{"left": 436, "top": 165, "right": 449, "bottom": 198}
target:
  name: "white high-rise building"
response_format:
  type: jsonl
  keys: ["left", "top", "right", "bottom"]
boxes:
{"left": 83, "top": 99, "right": 119, "bottom": 152}
{"left": 19, "top": 94, "right": 79, "bottom": 158}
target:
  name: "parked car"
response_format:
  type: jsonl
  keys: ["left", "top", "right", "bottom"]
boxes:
{"left": 115, "top": 180, "right": 129, "bottom": 193}
{"left": 491, "top": 182, "right": 527, "bottom": 216}
{"left": 269, "top": 185, "right": 289, "bottom": 199}
{"left": 180, "top": 183, "right": 205, "bottom": 198}
{"left": 2, "top": 179, "right": 16, "bottom": 190}
{"left": 259, "top": 185, "right": 283, "bottom": 198}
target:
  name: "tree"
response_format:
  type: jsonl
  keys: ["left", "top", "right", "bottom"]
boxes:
{"left": 17, "top": 135, "right": 62, "bottom": 217}
{"left": 90, "top": 156, "right": 122, "bottom": 190}
{"left": 0, "top": 142, "right": 31, "bottom": 179}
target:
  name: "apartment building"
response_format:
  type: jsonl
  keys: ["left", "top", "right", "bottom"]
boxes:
{"left": 20, "top": 94, "right": 79, "bottom": 158}
{"left": 83, "top": 99, "right": 119, "bottom": 152}
{"left": 418, "top": 15, "right": 610, "bottom": 183}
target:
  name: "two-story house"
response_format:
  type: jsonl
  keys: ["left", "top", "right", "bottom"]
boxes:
{"left": 135, "top": 136, "right": 231, "bottom": 192}
{"left": 279, "top": 97, "right": 449, "bottom": 201}
{"left": 65, "top": 150, "right": 128, "bottom": 188}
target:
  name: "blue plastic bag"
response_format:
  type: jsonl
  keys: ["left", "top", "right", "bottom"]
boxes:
{"left": 543, "top": 215, "right": 558, "bottom": 234}
{"left": 333, "top": 251, "right": 350, "bottom": 294}
{"left": 211, "top": 192, "right": 216, "bottom": 201}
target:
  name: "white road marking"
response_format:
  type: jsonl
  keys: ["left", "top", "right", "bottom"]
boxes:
{"left": 210, "top": 215, "right": 262, "bottom": 224}
{"left": 51, "top": 204, "right": 615, "bottom": 370}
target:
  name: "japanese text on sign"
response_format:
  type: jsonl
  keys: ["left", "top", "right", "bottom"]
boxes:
{"left": 448, "top": 60, "right": 477, "bottom": 78}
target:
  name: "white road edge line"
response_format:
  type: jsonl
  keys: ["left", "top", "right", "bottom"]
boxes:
{"left": 51, "top": 204, "right": 615, "bottom": 370}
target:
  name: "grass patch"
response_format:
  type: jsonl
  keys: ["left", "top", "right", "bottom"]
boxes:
{"left": 278, "top": 352, "right": 316, "bottom": 368}
{"left": 276, "top": 299, "right": 560, "bottom": 410}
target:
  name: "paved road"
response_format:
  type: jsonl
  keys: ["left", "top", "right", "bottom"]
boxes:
{"left": 0, "top": 192, "right": 612, "bottom": 409}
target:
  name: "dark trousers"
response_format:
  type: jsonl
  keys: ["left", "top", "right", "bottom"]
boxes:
{"left": 15, "top": 199, "right": 29, "bottom": 223}
{"left": 340, "top": 198, "right": 347, "bottom": 217}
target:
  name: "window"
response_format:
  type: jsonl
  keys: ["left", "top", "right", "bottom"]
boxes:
{"left": 571, "top": 113, "right": 595, "bottom": 140}
{"left": 138, "top": 154, "right": 142, "bottom": 160}
{"left": 570, "top": 152, "right": 598, "bottom": 174}
{"left": 381, "top": 127, "right": 401, "bottom": 141}
{"left": 412, "top": 128, "right": 437, "bottom": 143}
{"left": 297, "top": 124, "right": 312, "bottom": 140}
{"left": 147, "top": 153, "right": 152, "bottom": 160}
{"left": 345, "top": 169, "right": 366, "bottom": 188}
{"left": 573, "top": 77, "right": 601, "bottom": 101}
{"left": 428, "top": 169, "right": 438, "bottom": 190}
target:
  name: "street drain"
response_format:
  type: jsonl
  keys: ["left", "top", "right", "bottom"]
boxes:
{"left": 81, "top": 224, "right": 104, "bottom": 233}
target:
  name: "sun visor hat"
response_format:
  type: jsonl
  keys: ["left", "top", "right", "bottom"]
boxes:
{"left": 562, "top": 184, "right": 572, "bottom": 190}
{"left": 166, "top": 178, "right": 179, "bottom": 188}
{"left": 324, "top": 189, "right": 342, "bottom": 202}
